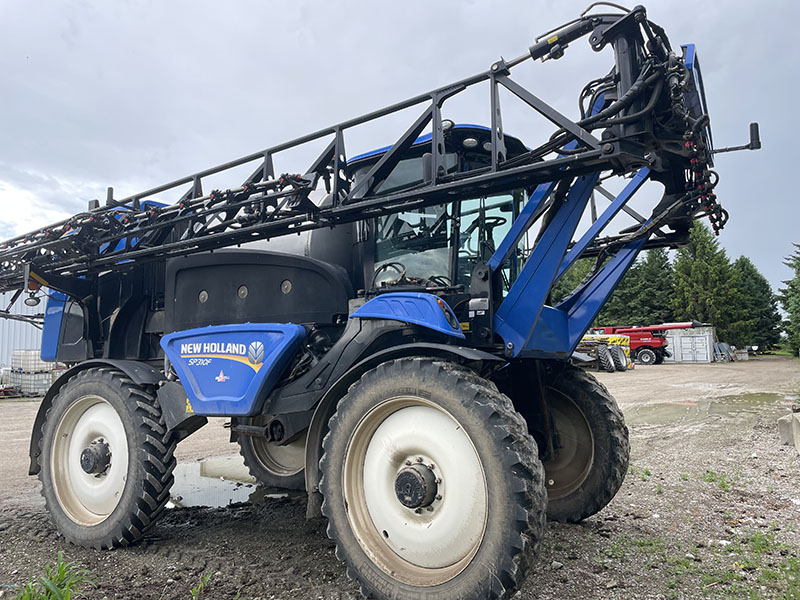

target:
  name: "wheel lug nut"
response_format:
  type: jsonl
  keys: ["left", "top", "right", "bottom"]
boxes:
{"left": 428, "top": 464, "right": 435, "bottom": 470}
{"left": 435, "top": 494, "right": 442, "bottom": 501}
{"left": 416, "top": 457, "right": 423, "bottom": 463}
{"left": 426, "top": 506, "right": 434, "bottom": 512}
{"left": 414, "top": 508, "right": 422, "bottom": 514}
{"left": 405, "top": 460, "right": 412, "bottom": 466}
{"left": 435, "top": 478, "right": 442, "bottom": 484}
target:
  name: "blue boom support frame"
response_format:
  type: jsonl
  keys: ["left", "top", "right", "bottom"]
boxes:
{"left": 488, "top": 42, "right": 707, "bottom": 357}
{"left": 491, "top": 167, "right": 653, "bottom": 359}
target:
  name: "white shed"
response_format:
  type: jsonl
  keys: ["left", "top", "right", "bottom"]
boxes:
{"left": 662, "top": 326, "right": 716, "bottom": 363}
{"left": 0, "top": 292, "right": 43, "bottom": 369}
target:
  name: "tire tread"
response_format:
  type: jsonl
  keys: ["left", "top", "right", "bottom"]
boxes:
{"left": 38, "top": 368, "right": 177, "bottom": 549}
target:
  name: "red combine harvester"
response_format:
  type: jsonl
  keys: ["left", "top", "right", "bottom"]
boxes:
{"left": 591, "top": 321, "right": 706, "bottom": 365}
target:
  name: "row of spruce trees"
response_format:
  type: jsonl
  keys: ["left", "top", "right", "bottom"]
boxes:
{"left": 551, "top": 221, "right": 790, "bottom": 350}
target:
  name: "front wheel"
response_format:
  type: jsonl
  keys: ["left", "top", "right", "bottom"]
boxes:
{"left": 320, "top": 358, "right": 546, "bottom": 600}
{"left": 542, "top": 364, "right": 629, "bottom": 522}
{"left": 637, "top": 347, "right": 657, "bottom": 365}
{"left": 38, "top": 368, "right": 176, "bottom": 549}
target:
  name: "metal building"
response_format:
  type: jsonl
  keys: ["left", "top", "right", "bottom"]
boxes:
{"left": 662, "top": 326, "right": 717, "bottom": 363}
{"left": 0, "top": 292, "right": 43, "bottom": 369}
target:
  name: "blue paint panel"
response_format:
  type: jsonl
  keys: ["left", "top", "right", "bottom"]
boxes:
{"left": 682, "top": 43, "right": 714, "bottom": 154}
{"left": 494, "top": 174, "right": 597, "bottom": 356}
{"left": 161, "top": 323, "right": 306, "bottom": 416}
{"left": 524, "top": 233, "right": 649, "bottom": 356}
{"left": 352, "top": 292, "right": 465, "bottom": 339}
{"left": 40, "top": 291, "right": 67, "bottom": 361}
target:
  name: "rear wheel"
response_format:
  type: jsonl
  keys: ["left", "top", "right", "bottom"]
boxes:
{"left": 609, "top": 345, "right": 628, "bottom": 371}
{"left": 320, "top": 358, "right": 546, "bottom": 600}
{"left": 38, "top": 368, "right": 176, "bottom": 549}
{"left": 654, "top": 353, "right": 664, "bottom": 365}
{"left": 597, "top": 345, "right": 616, "bottom": 372}
{"left": 238, "top": 417, "right": 306, "bottom": 490}
{"left": 541, "top": 365, "right": 629, "bottom": 522}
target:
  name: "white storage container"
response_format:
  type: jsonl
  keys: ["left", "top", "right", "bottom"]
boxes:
{"left": 10, "top": 371, "right": 51, "bottom": 396}
{"left": 11, "top": 349, "right": 54, "bottom": 373}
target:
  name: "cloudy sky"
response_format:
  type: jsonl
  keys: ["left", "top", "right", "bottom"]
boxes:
{"left": 0, "top": 0, "right": 797, "bottom": 292}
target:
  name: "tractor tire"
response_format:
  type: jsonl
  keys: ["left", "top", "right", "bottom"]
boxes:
{"left": 597, "top": 345, "right": 616, "bottom": 373}
{"left": 654, "top": 353, "right": 664, "bottom": 365}
{"left": 320, "top": 358, "right": 547, "bottom": 600}
{"left": 238, "top": 418, "right": 306, "bottom": 490}
{"left": 541, "top": 364, "right": 629, "bottom": 523}
{"left": 609, "top": 345, "right": 628, "bottom": 371}
{"left": 38, "top": 367, "right": 176, "bottom": 549}
{"left": 637, "top": 347, "right": 657, "bottom": 365}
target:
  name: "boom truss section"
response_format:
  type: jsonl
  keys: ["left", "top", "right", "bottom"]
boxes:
{"left": 0, "top": 5, "right": 721, "bottom": 297}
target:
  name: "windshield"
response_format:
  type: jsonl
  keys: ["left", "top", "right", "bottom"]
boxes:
{"left": 373, "top": 191, "right": 525, "bottom": 292}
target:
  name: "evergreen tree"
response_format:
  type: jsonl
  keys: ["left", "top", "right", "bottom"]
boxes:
{"left": 549, "top": 257, "right": 594, "bottom": 305}
{"left": 596, "top": 260, "right": 641, "bottom": 326}
{"left": 730, "top": 256, "right": 782, "bottom": 349}
{"left": 630, "top": 248, "right": 675, "bottom": 324}
{"left": 671, "top": 221, "right": 749, "bottom": 344}
{"left": 550, "top": 249, "right": 675, "bottom": 327}
{"left": 779, "top": 244, "right": 800, "bottom": 356}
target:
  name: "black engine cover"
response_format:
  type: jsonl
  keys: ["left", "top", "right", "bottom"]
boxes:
{"left": 165, "top": 250, "right": 353, "bottom": 332}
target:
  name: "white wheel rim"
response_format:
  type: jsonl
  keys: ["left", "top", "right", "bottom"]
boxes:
{"left": 51, "top": 395, "right": 129, "bottom": 525}
{"left": 543, "top": 390, "right": 594, "bottom": 500}
{"left": 252, "top": 434, "right": 305, "bottom": 476}
{"left": 343, "top": 397, "right": 487, "bottom": 587}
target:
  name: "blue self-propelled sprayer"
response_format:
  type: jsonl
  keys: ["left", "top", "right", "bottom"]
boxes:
{"left": 0, "top": 5, "right": 759, "bottom": 599}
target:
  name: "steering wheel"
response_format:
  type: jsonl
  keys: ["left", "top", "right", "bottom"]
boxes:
{"left": 482, "top": 216, "right": 507, "bottom": 228}
{"left": 372, "top": 262, "right": 407, "bottom": 287}
{"left": 427, "top": 275, "right": 452, "bottom": 287}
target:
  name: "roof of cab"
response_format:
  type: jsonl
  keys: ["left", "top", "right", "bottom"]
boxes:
{"left": 348, "top": 124, "right": 527, "bottom": 165}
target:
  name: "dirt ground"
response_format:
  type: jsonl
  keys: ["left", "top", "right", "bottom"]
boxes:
{"left": 1, "top": 356, "right": 798, "bottom": 599}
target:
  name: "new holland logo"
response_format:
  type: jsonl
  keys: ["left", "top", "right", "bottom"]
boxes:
{"left": 248, "top": 341, "right": 265, "bottom": 365}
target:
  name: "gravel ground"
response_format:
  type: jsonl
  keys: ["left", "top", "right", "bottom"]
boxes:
{"left": 0, "top": 356, "right": 798, "bottom": 599}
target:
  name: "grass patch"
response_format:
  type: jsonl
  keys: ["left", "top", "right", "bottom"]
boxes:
{"left": 702, "top": 469, "right": 735, "bottom": 491}
{"left": 190, "top": 572, "right": 213, "bottom": 599}
{"left": 16, "top": 552, "right": 95, "bottom": 600}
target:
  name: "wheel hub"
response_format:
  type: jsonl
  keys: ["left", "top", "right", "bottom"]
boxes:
{"left": 80, "top": 439, "right": 112, "bottom": 475}
{"left": 394, "top": 463, "right": 437, "bottom": 509}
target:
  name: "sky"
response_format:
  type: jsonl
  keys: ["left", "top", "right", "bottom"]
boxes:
{"left": 0, "top": 0, "right": 797, "bottom": 293}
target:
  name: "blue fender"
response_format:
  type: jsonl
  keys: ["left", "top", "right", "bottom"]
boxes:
{"left": 351, "top": 292, "right": 465, "bottom": 339}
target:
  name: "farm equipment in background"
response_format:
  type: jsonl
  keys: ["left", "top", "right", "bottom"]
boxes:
{"left": 575, "top": 333, "right": 631, "bottom": 372}
{"left": 592, "top": 321, "right": 707, "bottom": 365}
{"left": 0, "top": 5, "right": 758, "bottom": 599}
